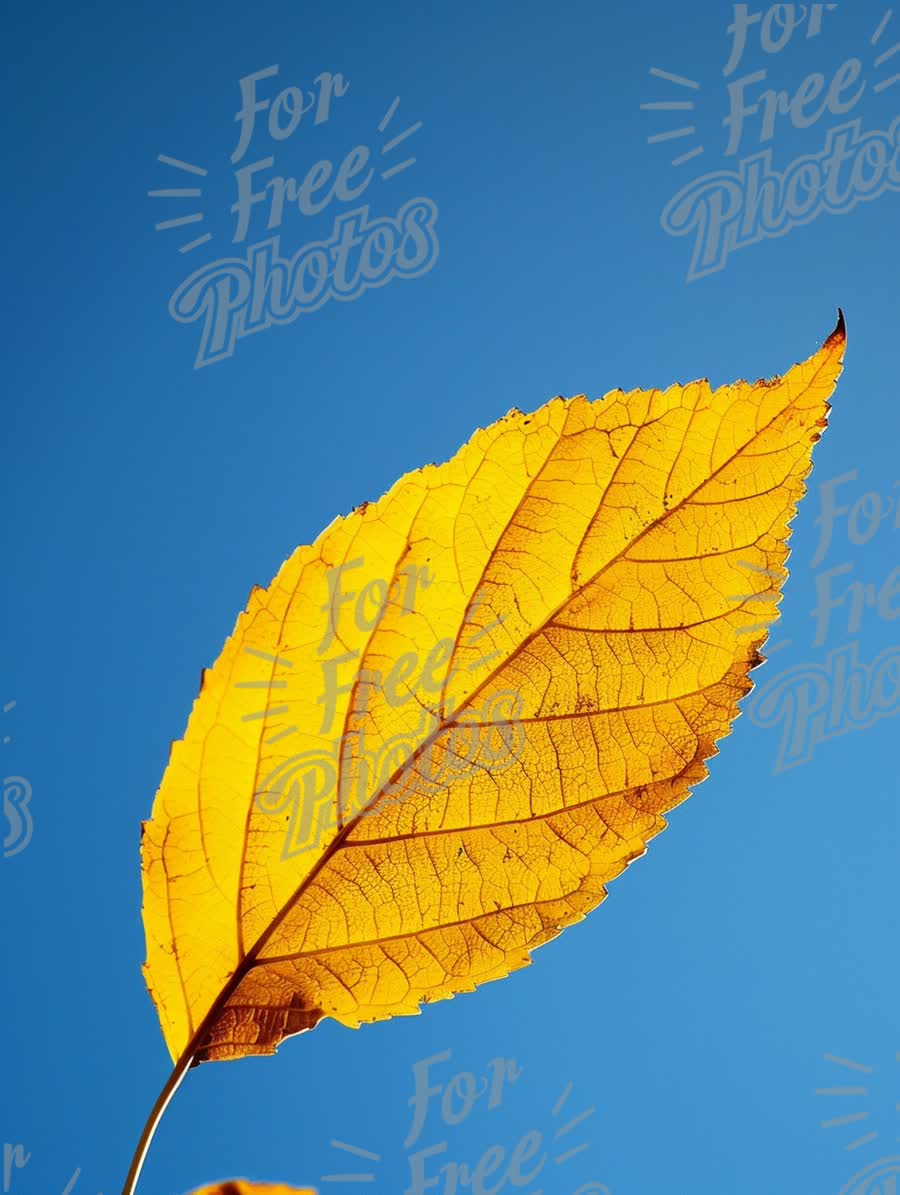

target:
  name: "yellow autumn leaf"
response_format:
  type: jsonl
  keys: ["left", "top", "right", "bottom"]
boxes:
{"left": 186, "top": 1183, "right": 315, "bottom": 1195}
{"left": 126, "top": 315, "right": 844, "bottom": 1192}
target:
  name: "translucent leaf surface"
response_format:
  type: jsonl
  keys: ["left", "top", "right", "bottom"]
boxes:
{"left": 141, "top": 316, "right": 845, "bottom": 1067}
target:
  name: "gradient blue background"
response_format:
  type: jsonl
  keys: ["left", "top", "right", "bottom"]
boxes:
{"left": 2, "top": 2, "right": 898, "bottom": 1193}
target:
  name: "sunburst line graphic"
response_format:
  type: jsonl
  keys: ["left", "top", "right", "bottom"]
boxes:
{"left": 647, "top": 126, "right": 696, "bottom": 145}
{"left": 59, "top": 1168, "right": 103, "bottom": 1195}
{"left": 649, "top": 66, "right": 700, "bottom": 89}
{"left": 265, "top": 725, "right": 299, "bottom": 743}
{"left": 157, "top": 154, "right": 207, "bottom": 176}
{"left": 321, "top": 1137, "right": 381, "bottom": 1184}
{"left": 728, "top": 559, "right": 787, "bottom": 643}
{"left": 383, "top": 120, "right": 422, "bottom": 154}
{"left": 467, "top": 624, "right": 506, "bottom": 668}
{"left": 177, "top": 233, "right": 213, "bottom": 253}
{"left": 378, "top": 97, "right": 400, "bottom": 131}
{"left": 550, "top": 1081, "right": 596, "bottom": 1169}
{"left": 642, "top": 66, "right": 704, "bottom": 166}
{"left": 556, "top": 1143, "right": 590, "bottom": 1164}
{"left": 242, "top": 704, "right": 289, "bottom": 721}
{"left": 154, "top": 213, "right": 203, "bottom": 230}
{"left": 848, "top": 1134, "right": 880, "bottom": 1152}
{"left": 382, "top": 159, "right": 416, "bottom": 180}
{"left": 150, "top": 153, "right": 213, "bottom": 252}
{"left": 672, "top": 145, "right": 705, "bottom": 165}
{"left": 826, "top": 1055, "right": 875, "bottom": 1074}
{"left": 872, "top": 9, "right": 894, "bottom": 44}
{"left": 816, "top": 1052, "right": 899, "bottom": 1153}
{"left": 378, "top": 97, "right": 422, "bottom": 181}
{"left": 147, "top": 187, "right": 202, "bottom": 198}
{"left": 873, "top": 71, "right": 900, "bottom": 90}
{"left": 235, "top": 647, "right": 300, "bottom": 742}
{"left": 555, "top": 1105, "right": 595, "bottom": 1138}
{"left": 245, "top": 648, "right": 294, "bottom": 667}
{"left": 872, "top": 7, "right": 900, "bottom": 91}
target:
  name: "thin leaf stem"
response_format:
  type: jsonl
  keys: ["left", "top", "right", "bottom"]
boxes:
{"left": 121, "top": 1050, "right": 193, "bottom": 1195}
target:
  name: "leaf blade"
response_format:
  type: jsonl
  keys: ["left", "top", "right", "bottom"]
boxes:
{"left": 142, "top": 316, "right": 845, "bottom": 1065}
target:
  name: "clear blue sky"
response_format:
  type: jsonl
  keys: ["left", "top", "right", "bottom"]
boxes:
{"left": 2, "top": 2, "right": 898, "bottom": 1194}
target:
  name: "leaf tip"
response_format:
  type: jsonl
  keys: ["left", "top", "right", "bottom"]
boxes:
{"left": 827, "top": 307, "right": 846, "bottom": 348}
